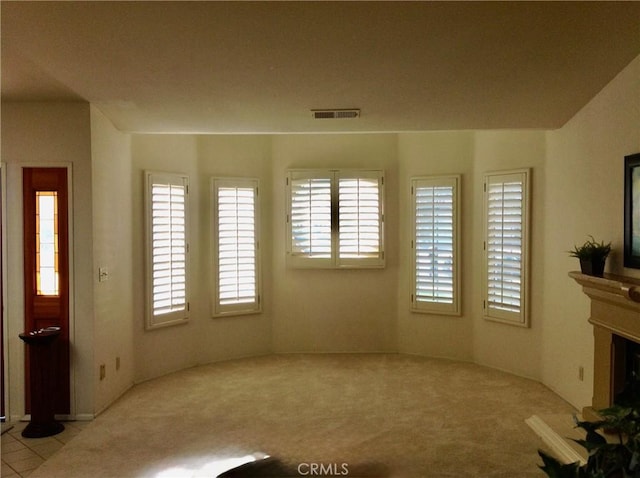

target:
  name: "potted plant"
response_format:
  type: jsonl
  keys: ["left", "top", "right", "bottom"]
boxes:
{"left": 539, "top": 406, "right": 640, "bottom": 477}
{"left": 569, "top": 236, "right": 612, "bottom": 277}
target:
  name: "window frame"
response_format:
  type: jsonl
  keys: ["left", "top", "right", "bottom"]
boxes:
{"left": 144, "top": 171, "right": 190, "bottom": 330}
{"left": 482, "top": 168, "right": 530, "bottom": 327}
{"left": 285, "top": 169, "right": 385, "bottom": 269}
{"left": 411, "top": 175, "right": 461, "bottom": 316}
{"left": 211, "top": 177, "right": 261, "bottom": 318}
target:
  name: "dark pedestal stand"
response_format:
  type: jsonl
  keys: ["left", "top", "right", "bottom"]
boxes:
{"left": 19, "top": 327, "right": 65, "bottom": 438}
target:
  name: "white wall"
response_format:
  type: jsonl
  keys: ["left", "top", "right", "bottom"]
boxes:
{"left": 396, "top": 131, "right": 475, "bottom": 361}
{"left": 395, "top": 130, "right": 547, "bottom": 380}
{"left": 542, "top": 55, "right": 640, "bottom": 408}
{"left": 3, "top": 53, "right": 637, "bottom": 415}
{"left": 471, "top": 131, "right": 547, "bottom": 380}
{"left": 195, "top": 135, "right": 272, "bottom": 364}
{"left": 131, "top": 135, "right": 273, "bottom": 383}
{"left": 131, "top": 135, "right": 201, "bottom": 382}
{"left": 121, "top": 52, "right": 639, "bottom": 410}
{"left": 270, "top": 134, "right": 398, "bottom": 353}
{"left": 1, "top": 102, "right": 95, "bottom": 419}
{"left": 90, "top": 106, "right": 135, "bottom": 414}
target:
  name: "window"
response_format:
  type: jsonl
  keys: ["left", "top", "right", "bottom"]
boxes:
{"left": 411, "top": 175, "right": 460, "bottom": 315}
{"left": 211, "top": 178, "right": 261, "bottom": 317}
{"left": 483, "top": 169, "right": 530, "bottom": 326}
{"left": 145, "top": 172, "right": 189, "bottom": 329}
{"left": 286, "top": 170, "right": 384, "bottom": 268}
{"left": 36, "top": 191, "right": 60, "bottom": 296}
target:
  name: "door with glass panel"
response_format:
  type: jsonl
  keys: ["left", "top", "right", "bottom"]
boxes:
{"left": 23, "top": 168, "right": 70, "bottom": 414}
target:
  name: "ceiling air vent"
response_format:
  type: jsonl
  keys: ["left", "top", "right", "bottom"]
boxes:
{"left": 311, "top": 109, "right": 360, "bottom": 120}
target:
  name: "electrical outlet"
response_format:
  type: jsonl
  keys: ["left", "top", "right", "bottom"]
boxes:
{"left": 98, "top": 267, "right": 109, "bottom": 282}
{"left": 578, "top": 366, "right": 584, "bottom": 381}
{"left": 100, "top": 364, "right": 106, "bottom": 380}
{"left": 116, "top": 357, "right": 120, "bottom": 371}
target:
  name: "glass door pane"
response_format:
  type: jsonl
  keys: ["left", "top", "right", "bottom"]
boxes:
{"left": 35, "top": 192, "right": 59, "bottom": 296}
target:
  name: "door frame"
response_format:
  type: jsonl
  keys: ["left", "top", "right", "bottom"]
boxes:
{"left": 19, "top": 163, "right": 75, "bottom": 420}
{"left": 1, "top": 162, "right": 8, "bottom": 420}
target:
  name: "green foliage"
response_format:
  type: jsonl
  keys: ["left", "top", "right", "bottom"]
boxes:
{"left": 568, "top": 236, "right": 612, "bottom": 261}
{"left": 538, "top": 450, "right": 585, "bottom": 477}
{"left": 538, "top": 398, "right": 640, "bottom": 478}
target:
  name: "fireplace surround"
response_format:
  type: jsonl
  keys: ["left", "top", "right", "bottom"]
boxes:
{"left": 569, "top": 271, "right": 640, "bottom": 420}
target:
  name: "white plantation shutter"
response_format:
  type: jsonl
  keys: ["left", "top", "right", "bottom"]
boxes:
{"left": 286, "top": 170, "right": 384, "bottom": 268}
{"left": 338, "top": 172, "right": 383, "bottom": 266}
{"left": 411, "top": 176, "right": 460, "bottom": 315}
{"left": 212, "top": 178, "right": 261, "bottom": 316}
{"left": 145, "top": 172, "right": 189, "bottom": 329}
{"left": 483, "top": 169, "right": 530, "bottom": 326}
{"left": 289, "top": 174, "right": 332, "bottom": 261}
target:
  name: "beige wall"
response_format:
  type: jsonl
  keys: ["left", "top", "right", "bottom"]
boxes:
{"left": 542, "top": 55, "right": 640, "bottom": 408}
{"left": 2, "top": 53, "right": 637, "bottom": 416}
{"left": 90, "top": 106, "right": 135, "bottom": 414}
{"left": 195, "top": 135, "right": 272, "bottom": 364}
{"left": 396, "top": 131, "right": 475, "bottom": 361}
{"left": 1, "top": 102, "right": 95, "bottom": 420}
{"left": 131, "top": 135, "right": 201, "bottom": 382}
{"left": 270, "top": 134, "right": 399, "bottom": 353}
{"left": 395, "top": 130, "right": 547, "bottom": 380}
{"left": 471, "top": 130, "right": 547, "bottom": 380}
{"left": 131, "top": 135, "right": 273, "bottom": 383}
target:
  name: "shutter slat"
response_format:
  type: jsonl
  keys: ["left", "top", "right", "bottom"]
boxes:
{"left": 216, "top": 186, "right": 257, "bottom": 307}
{"left": 287, "top": 171, "right": 384, "bottom": 266}
{"left": 338, "top": 177, "right": 381, "bottom": 258}
{"left": 290, "top": 177, "right": 332, "bottom": 256}
{"left": 413, "top": 183, "right": 456, "bottom": 306}
{"left": 151, "top": 182, "right": 187, "bottom": 316}
{"left": 485, "top": 173, "right": 527, "bottom": 321}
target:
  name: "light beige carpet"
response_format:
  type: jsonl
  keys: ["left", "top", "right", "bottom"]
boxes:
{"left": 29, "top": 354, "right": 575, "bottom": 477}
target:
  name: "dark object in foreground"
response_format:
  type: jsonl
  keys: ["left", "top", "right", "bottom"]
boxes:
{"left": 18, "top": 327, "right": 65, "bottom": 438}
{"left": 538, "top": 395, "right": 640, "bottom": 477}
{"left": 218, "top": 456, "right": 390, "bottom": 478}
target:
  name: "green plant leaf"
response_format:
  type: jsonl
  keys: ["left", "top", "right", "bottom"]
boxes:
{"left": 539, "top": 373, "right": 640, "bottom": 477}
{"left": 568, "top": 236, "right": 611, "bottom": 260}
{"left": 538, "top": 450, "right": 582, "bottom": 478}
{"left": 574, "top": 418, "right": 607, "bottom": 434}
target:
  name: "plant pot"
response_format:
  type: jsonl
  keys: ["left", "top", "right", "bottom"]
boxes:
{"left": 580, "top": 257, "right": 606, "bottom": 277}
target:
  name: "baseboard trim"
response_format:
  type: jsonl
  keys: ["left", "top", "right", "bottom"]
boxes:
{"left": 526, "top": 414, "right": 585, "bottom": 465}
{"left": 73, "top": 414, "right": 95, "bottom": 421}
{"left": 94, "top": 382, "right": 135, "bottom": 417}
{"left": 19, "top": 413, "right": 94, "bottom": 422}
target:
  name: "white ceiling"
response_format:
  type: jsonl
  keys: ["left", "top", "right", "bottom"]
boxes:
{"left": 2, "top": 1, "right": 639, "bottom": 134}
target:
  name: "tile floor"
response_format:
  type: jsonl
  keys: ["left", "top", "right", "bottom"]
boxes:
{"left": 1, "top": 421, "right": 89, "bottom": 477}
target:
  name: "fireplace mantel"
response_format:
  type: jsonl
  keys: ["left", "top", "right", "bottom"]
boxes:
{"left": 569, "top": 271, "right": 640, "bottom": 419}
{"left": 569, "top": 271, "right": 640, "bottom": 341}
{"left": 569, "top": 271, "right": 640, "bottom": 307}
